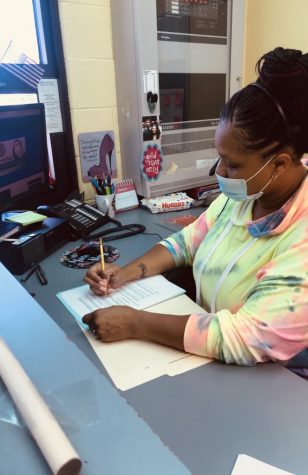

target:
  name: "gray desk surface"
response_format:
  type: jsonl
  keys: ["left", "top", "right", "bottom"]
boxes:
{"left": 2, "top": 206, "right": 308, "bottom": 475}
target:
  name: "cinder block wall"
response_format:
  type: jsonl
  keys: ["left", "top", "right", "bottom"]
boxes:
{"left": 58, "top": 0, "right": 121, "bottom": 200}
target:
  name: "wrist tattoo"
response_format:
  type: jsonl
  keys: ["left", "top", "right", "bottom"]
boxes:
{"left": 137, "top": 263, "right": 147, "bottom": 278}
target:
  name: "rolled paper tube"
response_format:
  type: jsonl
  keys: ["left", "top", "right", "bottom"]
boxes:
{"left": 0, "top": 337, "right": 82, "bottom": 475}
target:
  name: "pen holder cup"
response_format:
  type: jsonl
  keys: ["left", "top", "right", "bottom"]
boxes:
{"left": 95, "top": 194, "right": 115, "bottom": 218}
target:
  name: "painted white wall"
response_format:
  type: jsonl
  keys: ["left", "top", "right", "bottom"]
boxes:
{"left": 244, "top": 0, "right": 308, "bottom": 84}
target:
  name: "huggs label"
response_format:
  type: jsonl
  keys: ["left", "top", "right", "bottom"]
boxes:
{"left": 162, "top": 201, "right": 185, "bottom": 209}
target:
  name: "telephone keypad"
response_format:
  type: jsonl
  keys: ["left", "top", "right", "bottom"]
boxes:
{"left": 50, "top": 199, "right": 110, "bottom": 237}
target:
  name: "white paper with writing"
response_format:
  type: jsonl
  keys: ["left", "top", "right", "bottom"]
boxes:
{"left": 57, "top": 279, "right": 211, "bottom": 391}
{"left": 58, "top": 275, "right": 185, "bottom": 315}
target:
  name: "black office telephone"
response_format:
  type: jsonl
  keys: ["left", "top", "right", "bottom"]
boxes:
{"left": 38, "top": 195, "right": 145, "bottom": 241}
{"left": 38, "top": 197, "right": 114, "bottom": 239}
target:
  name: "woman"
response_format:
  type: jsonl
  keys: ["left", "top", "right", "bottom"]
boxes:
{"left": 151, "top": 124, "right": 161, "bottom": 140}
{"left": 84, "top": 48, "right": 308, "bottom": 372}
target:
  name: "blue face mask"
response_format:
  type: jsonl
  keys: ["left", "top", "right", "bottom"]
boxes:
{"left": 215, "top": 155, "right": 277, "bottom": 201}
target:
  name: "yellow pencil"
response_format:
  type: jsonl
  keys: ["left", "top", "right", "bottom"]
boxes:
{"left": 99, "top": 238, "right": 105, "bottom": 273}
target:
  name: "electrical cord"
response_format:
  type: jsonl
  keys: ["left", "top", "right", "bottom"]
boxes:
{"left": 142, "top": 231, "right": 163, "bottom": 240}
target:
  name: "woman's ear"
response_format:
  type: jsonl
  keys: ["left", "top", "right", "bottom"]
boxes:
{"left": 273, "top": 152, "right": 292, "bottom": 176}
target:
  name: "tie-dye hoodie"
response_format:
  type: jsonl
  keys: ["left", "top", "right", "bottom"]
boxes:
{"left": 161, "top": 172, "right": 308, "bottom": 369}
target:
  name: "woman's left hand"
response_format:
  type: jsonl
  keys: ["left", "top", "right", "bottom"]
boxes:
{"left": 82, "top": 306, "right": 140, "bottom": 342}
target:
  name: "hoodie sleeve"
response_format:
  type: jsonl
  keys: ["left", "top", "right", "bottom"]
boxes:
{"left": 160, "top": 194, "right": 228, "bottom": 267}
{"left": 184, "top": 221, "right": 308, "bottom": 365}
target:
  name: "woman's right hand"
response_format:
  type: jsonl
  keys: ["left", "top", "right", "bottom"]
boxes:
{"left": 84, "top": 262, "right": 127, "bottom": 296}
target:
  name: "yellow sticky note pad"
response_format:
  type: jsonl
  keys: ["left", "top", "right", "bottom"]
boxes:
{"left": 7, "top": 211, "right": 47, "bottom": 226}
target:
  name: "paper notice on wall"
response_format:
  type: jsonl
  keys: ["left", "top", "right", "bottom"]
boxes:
{"left": 143, "top": 70, "right": 158, "bottom": 94}
{"left": 38, "top": 79, "right": 63, "bottom": 133}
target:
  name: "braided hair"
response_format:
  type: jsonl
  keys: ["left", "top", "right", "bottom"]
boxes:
{"left": 220, "top": 47, "right": 308, "bottom": 160}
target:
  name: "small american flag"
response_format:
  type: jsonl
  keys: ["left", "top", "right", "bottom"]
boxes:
{"left": 0, "top": 53, "right": 44, "bottom": 89}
